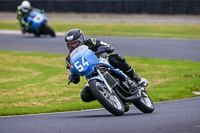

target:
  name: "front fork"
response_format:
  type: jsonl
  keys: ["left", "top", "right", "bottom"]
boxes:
{"left": 96, "top": 68, "right": 114, "bottom": 94}
{"left": 96, "top": 67, "right": 129, "bottom": 94}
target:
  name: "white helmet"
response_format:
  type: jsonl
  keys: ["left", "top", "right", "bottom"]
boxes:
{"left": 21, "top": 0, "right": 31, "bottom": 13}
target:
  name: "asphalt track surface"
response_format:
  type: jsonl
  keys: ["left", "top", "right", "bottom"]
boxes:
{"left": 0, "top": 33, "right": 200, "bottom": 62}
{"left": 0, "top": 33, "right": 200, "bottom": 133}
{"left": 0, "top": 97, "right": 200, "bottom": 133}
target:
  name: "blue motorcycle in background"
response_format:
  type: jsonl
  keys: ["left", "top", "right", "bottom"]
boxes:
{"left": 69, "top": 45, "right": 154, "bottom": 116}
{"left": 26, "top": 9, "right": 55, "bottom": 37}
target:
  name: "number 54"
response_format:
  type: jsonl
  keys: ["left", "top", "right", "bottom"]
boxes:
{"left": 74, "top": 57, "right": 89, "bottom": 72}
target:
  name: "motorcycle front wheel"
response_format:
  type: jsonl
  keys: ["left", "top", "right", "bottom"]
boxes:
{"left": 89, "top": 79, "right": 125, "bottom": 116}
{"left": 134, "top": 88, "right": 154, "bottom": 113}
{"left": 42, "top": 24, "right": 56, "bottom": 37}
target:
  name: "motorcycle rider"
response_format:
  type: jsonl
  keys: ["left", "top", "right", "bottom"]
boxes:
{"left": 17, "top": 0, "right": 44, "bottom": 34}
{"left": 65, "top": 29, "right": 149, "bottom": 103}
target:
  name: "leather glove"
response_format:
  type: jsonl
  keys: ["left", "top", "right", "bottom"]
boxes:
{"left": 39, "top": 10, "right": 45, "bottom": 13}
{"left": 68, "top": 73, "right": 74, "bottom": 82}
{"left": 106, "top": 46, "right": 114, "bottom": 53}
{"left": 66, "top": 63, "right": 70, "bottom": 70}
{"left": 97, "top": 46, "right": 114, "bottom": 53}
{"left": 68, "top": 73, "right": 80, "bottom": 84}
{"left": 138, "top": 78, "right": 149, "bottom": 87}
{"left": 97, "top": 46, "right": 106, "bottom": 52}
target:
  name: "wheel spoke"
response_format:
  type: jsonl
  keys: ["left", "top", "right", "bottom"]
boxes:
{"left": 140, "top": 91, "right": 152, "bottom": 107}
{"left": 96, "top": 82, "right": 122, "bottom": 110}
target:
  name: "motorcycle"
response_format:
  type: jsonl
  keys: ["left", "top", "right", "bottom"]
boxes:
{"left": 25, "top": 9, "right": 56, "bottom": 37}
{"left": 69, "top": 45, "right": 154, "bottom": 116}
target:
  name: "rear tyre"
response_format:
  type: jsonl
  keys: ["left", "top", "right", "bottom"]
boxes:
{"left": 89, "top": 80, "right": 125, "bottom": 116}
{"left": 134, "top": 88, "right": 154, "bottom": 113}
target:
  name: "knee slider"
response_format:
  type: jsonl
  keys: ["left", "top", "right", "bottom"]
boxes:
{"left": 80, "top": 86, "right": 95, "bottom": 102}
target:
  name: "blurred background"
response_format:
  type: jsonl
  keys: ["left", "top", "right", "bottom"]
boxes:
{"left": 0, "top": 0, "right": 199, "bottom": 15}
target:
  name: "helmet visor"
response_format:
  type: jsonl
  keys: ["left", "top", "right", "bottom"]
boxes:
{"left": 22, "top": 7, "right": 29, "bottom": 13}
{"left": 66, "top": 40, "right": 81, "bottom": 51}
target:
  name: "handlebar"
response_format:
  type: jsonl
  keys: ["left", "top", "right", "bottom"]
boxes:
{"left": 95, "top": 46, "right": 114, "bottom": 56}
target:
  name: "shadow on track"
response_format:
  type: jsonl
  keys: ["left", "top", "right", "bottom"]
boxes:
{"left": 59, "top": 112, "right": 144, "bottom": 119}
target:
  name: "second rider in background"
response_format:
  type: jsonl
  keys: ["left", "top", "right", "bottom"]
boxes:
{"left": 17, "top": 0, "right": 44, "bottom": 34}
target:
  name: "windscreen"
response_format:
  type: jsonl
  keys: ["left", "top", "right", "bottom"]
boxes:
{"left": 70, "top": 45, "right": 89, "bottom": 60}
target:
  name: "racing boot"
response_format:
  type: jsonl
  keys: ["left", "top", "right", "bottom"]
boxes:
{"left": 125, "top": 67, "right": 141, "bottom": 82}
{"left": 125, "top": 67, "right": 149, "bottom": 87}
{"left": 21, "top": 27, "right": 26, "bottom": 34}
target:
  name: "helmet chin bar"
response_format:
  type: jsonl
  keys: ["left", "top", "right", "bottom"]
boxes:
{"left": 70, "top": 41, "right": 80, "bottom": 48}
{"left": 67, "top": 40, "right": 82, "bottom": 51}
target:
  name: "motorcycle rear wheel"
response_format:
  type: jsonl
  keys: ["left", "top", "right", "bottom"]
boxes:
{"left": 134, "top": 88, "right": 154, "bottom": 113}
{"left": 89, "top": 79, "right": 125, "bottom": 116}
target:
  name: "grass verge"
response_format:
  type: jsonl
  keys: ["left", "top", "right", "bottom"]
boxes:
{"left": 0, "top": 20, "right": 200, "bottom": 39}
{"left": 0, "top": 51, "right": 200, "bottom": 116}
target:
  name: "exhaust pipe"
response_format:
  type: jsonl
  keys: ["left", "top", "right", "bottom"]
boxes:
{"left": 114, "top": 87, "right": 141, "bottom": 103}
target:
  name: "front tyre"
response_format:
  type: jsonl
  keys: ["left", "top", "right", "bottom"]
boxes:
{"left": 43, "top": 24, "right": 56, "bottom": 37}
{"left": 134, "top": 88, "right": 154, "bottom": 113}
{"left": 89, "top": 80, "right": 125, "bottom": 116}
{"left": 33, "top": 31, "right": 40, "bottom": 37}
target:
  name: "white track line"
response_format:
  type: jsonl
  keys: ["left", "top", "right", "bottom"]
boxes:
{"left": 0, "top": 30, "right": 65, "bottom": 35}
{"left": 1, "top": 30, "right": 200, "bottom": 41}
